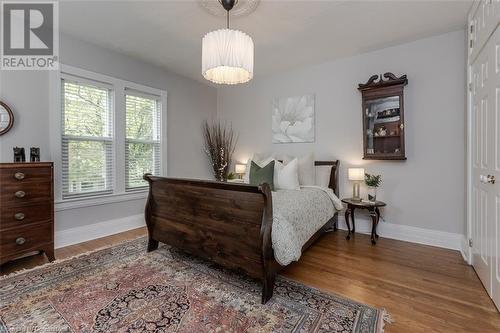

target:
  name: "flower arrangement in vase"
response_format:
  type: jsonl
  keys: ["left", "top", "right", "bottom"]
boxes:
{"left": 203, "top": 120, "right": 237, "bottom": 182}
{"left": 364, "top": 173, "right": 382, "bottom": 202}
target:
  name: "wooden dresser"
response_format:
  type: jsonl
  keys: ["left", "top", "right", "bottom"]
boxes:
{"left": 0, "top": 162, "right": 55, "bottom": 265}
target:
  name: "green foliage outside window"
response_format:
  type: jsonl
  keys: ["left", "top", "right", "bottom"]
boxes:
{"left": 125, "top": 95, "right": 160, "bottom": 189}
{"left": 62, "top": 81, "right": 160, "bottom": 196}
{"left": 63, "top": 82, "right": 112, "bottom": 196}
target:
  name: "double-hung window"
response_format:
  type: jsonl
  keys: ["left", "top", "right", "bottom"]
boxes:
{"left": 125, "top": 90, "right": 161, "bottom": 190}
{"left": 61, "top": 76, "right": 114, "bottom": 199}
{"left": 58, "top": 66, "right": 165, "bottom": 203}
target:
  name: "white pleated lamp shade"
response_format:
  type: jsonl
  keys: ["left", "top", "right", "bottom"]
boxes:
{"left": 202, "top": 29, "right": 254, "bottom": 85}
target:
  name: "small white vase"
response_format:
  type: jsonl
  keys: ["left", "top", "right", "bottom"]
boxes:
{"left": 368, "top": 186, "right": 377, "bottom": 202}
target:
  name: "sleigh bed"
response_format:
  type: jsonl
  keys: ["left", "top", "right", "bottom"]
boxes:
{"left": 143, "top": 160, "right": 340, "bottom": 304}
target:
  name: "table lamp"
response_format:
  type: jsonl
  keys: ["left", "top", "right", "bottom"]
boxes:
{"left": 348, "top": 168, "right": 365, "bottom": 201}
{"left": 235, "top": 164, "right": 246, "bottom": 179}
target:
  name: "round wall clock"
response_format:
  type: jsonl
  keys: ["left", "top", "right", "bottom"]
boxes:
{"left": 0, "top": 101, "right": 14, "bottom": 136}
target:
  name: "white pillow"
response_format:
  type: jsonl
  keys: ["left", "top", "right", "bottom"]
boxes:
{"left": 274, "top": 158, "right": 300, "bottom": 190}
{"left": 283, "top": 152, "right": 315, "bottom": 185}
{"left": 315, "top": 165, "right": 332, "bottom": 188}
{"left": 243, "top": 153, "right": 275, "bottom": 183}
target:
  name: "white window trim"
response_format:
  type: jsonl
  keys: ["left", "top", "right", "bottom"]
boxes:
{"left": 55, "top": 191, "right": 148, "bottom": 212}
{"left": 49, "top": 64, "right": 167, "bottom": 210}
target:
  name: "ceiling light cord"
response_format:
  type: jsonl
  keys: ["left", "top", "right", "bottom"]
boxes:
{"left": 217, "top": 0, "right": 238, "bottom": 29}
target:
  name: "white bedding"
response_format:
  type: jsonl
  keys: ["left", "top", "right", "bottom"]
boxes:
{"left": 271, "top": 186, "right": 343, "bottom": 265}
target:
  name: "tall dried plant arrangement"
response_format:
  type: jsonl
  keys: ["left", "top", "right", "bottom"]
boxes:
{"left": 203, "top": 120, "right": 237, "bottom": 181}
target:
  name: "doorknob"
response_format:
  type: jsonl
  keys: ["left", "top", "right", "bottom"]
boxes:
{"left": 487, "top": 175, "right": 496, "bottom": 184}
{"left": 480, "top": 175, "right": 487, "bottom": 183}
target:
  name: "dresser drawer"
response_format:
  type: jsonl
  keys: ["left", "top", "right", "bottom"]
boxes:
{"left": 0, "top": 203, "right": 52, "bottom": 230}
{"left": 0, "top": 181, "right": 52, "bottom": 207}
{"left": 0, "top": 166, "right": 52, "bottom": 184}
{"left": 0, "top": 222, "right": 52, "bottom": 257}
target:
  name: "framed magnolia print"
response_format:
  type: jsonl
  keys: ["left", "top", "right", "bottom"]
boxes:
{"left": 272, "top": 94, "right": 315, "bottom": 143}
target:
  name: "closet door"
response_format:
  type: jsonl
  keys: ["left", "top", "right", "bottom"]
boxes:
{"left": 490, "top": 25, "right": 500, "bottom": 310}
{"left": 471, "top": 23, "right": 500, "bottom": 311}
{"left": 471, "top": 44, "right": 492, "bottom": 297}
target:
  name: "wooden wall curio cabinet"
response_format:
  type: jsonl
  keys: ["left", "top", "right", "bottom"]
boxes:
{"left": 358, "top": 72, "right": 408, "bottom": 160}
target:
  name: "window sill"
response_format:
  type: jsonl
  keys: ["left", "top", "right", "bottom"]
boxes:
{"left": 55, "top": 191, "right": 148, "bottom": 212}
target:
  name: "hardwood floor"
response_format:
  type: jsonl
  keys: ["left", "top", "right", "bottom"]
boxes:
{"left": 1, "top": 228, "right": 499, "bottom": 332}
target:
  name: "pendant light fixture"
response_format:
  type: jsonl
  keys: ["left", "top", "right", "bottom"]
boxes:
{"left": 202, "top": 0, "right": 254, "bottom": 85}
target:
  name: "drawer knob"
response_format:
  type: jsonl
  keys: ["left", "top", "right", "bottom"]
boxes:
{"left": 15, "top": 237, "right": 26, "bottom": 245}
{"left": 15, "top": 190, "right": 26, "bottom": 198}
{"left": 14, "top": 212, "right": 25, "bottom": 221}
{"left": 14, "top": 172, "right": 25, "bottom": 180}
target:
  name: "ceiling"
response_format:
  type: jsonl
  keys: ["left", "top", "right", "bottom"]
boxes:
{"left": 60, "top": 0, "right": 472, "bottom": 85}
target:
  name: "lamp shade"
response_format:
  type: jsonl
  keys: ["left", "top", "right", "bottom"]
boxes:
{"left": 202, "top": 29, "right": 254, "bottom": 85}
{"left": 235, "top": 163, "right": 246, "bottom": 174}
{"left": 348, "top": 168, "right": 365, "bottom": 181}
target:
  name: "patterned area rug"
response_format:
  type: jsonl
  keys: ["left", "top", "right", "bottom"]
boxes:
{"left": 0, "top": 238, "right": 388, "bottom": 332}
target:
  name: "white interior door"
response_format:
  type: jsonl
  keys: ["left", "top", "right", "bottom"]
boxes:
{"left": 490, "top": 25, "right": 500, "bottom": 310}
{"left": 471, "top": 24, "right": 500, "bottom": 311}
{"left": 471, "top": 41, "right": 492, "bottom": 297}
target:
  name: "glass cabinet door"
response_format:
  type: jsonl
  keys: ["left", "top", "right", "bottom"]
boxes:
{"left": 364, "top": 96, "right": 404, "bottom": 158}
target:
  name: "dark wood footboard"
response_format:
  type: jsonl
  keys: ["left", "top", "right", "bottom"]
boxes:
{"left": 143, "top": 176, "right": 277, "bottom": 303}
{"left": 143, "top": 160, "right": 339, "bottom": 304}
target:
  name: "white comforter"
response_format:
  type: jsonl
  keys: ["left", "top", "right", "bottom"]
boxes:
{"left": 271, "top": 186, "right": 343, "bottom": 266}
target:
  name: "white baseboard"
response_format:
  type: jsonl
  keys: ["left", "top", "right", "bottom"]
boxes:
{"left": 338, "top": 218, "right": 463, "bottom": 251}
{"left": 55, "top": 214, "right": 145, "bottom": 249}
{"left": 54, "top": 213, "right": 464, "bottom": 253}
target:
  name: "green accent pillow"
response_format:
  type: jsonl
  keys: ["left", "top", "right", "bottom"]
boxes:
{"left": 249, "top": 160, "right": 275, "bottom": 191}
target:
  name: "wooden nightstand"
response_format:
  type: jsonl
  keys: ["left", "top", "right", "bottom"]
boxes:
{"left": 341, "top": 198, "right": 386, "bottom": 245}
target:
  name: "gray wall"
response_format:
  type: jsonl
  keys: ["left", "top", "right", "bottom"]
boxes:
{"left": 0, "top": 71, "right": 51, "bottom": 162}
{"left": 0, "top": 34, "right": 217, "bottom": 231}
{"left": 217, "top": 30, "right": 466, "bottom": 234}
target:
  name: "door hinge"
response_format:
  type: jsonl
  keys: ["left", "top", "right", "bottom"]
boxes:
{"left": 468, "top": 83, "right": 473, "bottom": 92}
{"left": 469, "top": 238, "right": 473, "bottom": 247}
